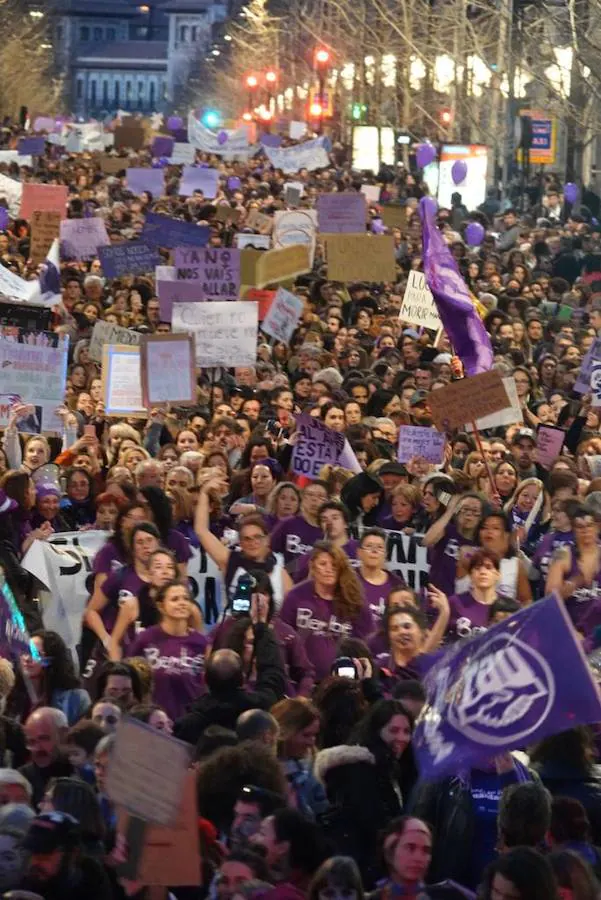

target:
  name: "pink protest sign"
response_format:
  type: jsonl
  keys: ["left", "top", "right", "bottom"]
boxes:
{"left": 20, "top": 183, "right": 69, "bottom": 220}
{"left": 536, "top": 425, "right": 565, "bottom": 469}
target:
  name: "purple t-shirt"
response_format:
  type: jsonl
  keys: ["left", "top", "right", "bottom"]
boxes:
{"left": 447, "top": 591, "right": 493, "bottom": 643}
{"left": 358, "top": 571, "right": 403, "bottom": 625}
{"left": 92, "top": 528, "right": 192, "bottom": 577}
{"left": 565, "top": 554, "right": 601, "bottom": 635}
{"left": 428, "top": 522, "right": 477, "bottom": 597}
{"left": 292, "top": 540, "right": 360, "bottom": 583}
{"left": 531, "top": 530, "right": 575, "bottom": 581}
{"left": 270, "top": 516, "right": 323, "bottom": 564}
{"left": 98, "top": 567, "right": 147, "bottom": 635}
{"left": 280, "top": 580, "right": 374, "bottom": 680}
{"left": 126, "top": 625, "right": 208, "bottom": 721}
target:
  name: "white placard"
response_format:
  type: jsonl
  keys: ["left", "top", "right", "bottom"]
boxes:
{"left": 273, "top": 209, "right": 317, "bottom": 265}
{"left": 361, "top": 184, "right": 381, "bottom": 204}
{"left": 236, "top": 233, "right": 271, "bottom": 250}
{"left": 89, "top": 320, "right": 141, "bottom": 363}
{"left": 172, "top": 300, "right": 258, "bottom": 368}
{"left": 466, "top": 377, "right": 523, "bottom": 431}
{"left": 399, "top": 270, "right": 442, "bottom": 331}
{"left": 103, "top": 345, "right": 145, "bottom": 415}
{"left": 261, "top": 287, "right": 303, "bottom": 344}
{"left": 0, "top": 173, "right": 24, "bottom": 217}
{"left": 141, "top": 335, "right": 195, "bottom": 405}
{"left": 171, "top": 143, "right": 196, "bottom": 165}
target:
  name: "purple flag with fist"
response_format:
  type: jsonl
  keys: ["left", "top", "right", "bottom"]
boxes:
{"left": 413, "top": 594, "right": 601, "bottom": 780}
{"left": 420, "top": 196, "right": 493, "bottom": 375}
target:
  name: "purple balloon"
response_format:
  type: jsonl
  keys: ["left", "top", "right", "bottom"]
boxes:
{"left": 416, "top": 142, "right": 436, "bottom": 169}
{"left": 0, "top": 208, "right": 8, "bottom": 230}
{"left": 451, "top": 160, "right": 468, "bottom": 185}
{"left": 465, "top": 221, "right": 485, "bottom": 246}
{"left": 227, "top": 176, "right": 242, "bottom": 191}
{"left": 420, "top": 196, "right": 438, "bottom": 218}
{"left": 167, "top": 116, "right": 183, "bottom": 131}
{"left": 217, "top": 130, "right": 229, "bottom": 146}
{"left": 564, "top": 182, "right": 579, "bottom": 204}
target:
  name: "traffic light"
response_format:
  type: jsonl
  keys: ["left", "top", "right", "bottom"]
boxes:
{"left": 265, "top": 70, "right": 277, "bottom": 84}
{"left": 246, "top": 74, "right": 258, "bottom": 88}
{"left": 439, "top": 108, "right": 452, "bottom": 127}
{"left": 309, "top": 102, "right": 323, "bottom": 118}
{"left": 314, "top": 48, "right": 330, "bottom": 67}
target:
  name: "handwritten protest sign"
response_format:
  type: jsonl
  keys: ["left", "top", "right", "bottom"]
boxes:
{"left": 466, "top": 377, "right": 522, "bottom": 432}
{"left": 107, "top": 717, "right": 190, "bottom": 825}
{"left": 20, "top": 183, "right": 68, "bottom": 220}
{"left": 399, "top": 270, "right": 441, "bottom": 331}
{"left": 324, "top": 234, "right": 396, "bottom": 282}
{"left": 317, "top": 193, "right": 366, "bottom": 233}
{"left": 292, "top": 414, "right": 345, "bottom": 479}
{"left": 179, "top": 166, "right": 219, "bottom": 198}
{"left": 0, "top": 173, "right": 23, "bottom": 217}
{"left": 126, "top": 168, "right": 164, "bottom": 197}
{"left": 101, "top": 344, "right": 145, "bottom": 416}
{"left": 0, "top": 260, "right": 37, "bottom": 302}
{"left": 261, "top": 287, "right": 303, "bottom": 343}
{"left": 150, "top": 135, "right": 174, "bottom": 157}
{"left": 244, "top": 288, "right": 276, "bottom": 319}
{"left": 18, "top": 136, "right": 45, "bottom": 156}
{"left": 140, "top": 334, "right": 196, "bottom": 406}
{"left": 284, "top": 184, "right": 301, "bottom": 207}
{"left": 174, "top": 247, "right": 240, "bottom": 300}
{"left": 114, "top": 125, "right": 145, "bottom": 151}
{"left": 29, "top": 211, "right": 61, "bottom": 266}
{"left": 289, "top": 121, "right": 307, "bottom": 140}
{"left": 157, "top": 279, "right": 203, "bottom": 322}
{"left": 591, "top": 360, "right": 601, "bottom": 408}
{"left": 254, "top": 244, "right": 311, "bottom": 289}
{"left": 89, "top": 321, "right": 141, "bottom": 363}
{"left": 141, "top": 212, "right": 210, "bottom": 249}
{"left": 576, "top": 337, "right": 601, "bottom": 393}
{"left": 98, "top": 241, "right": 159, "bottom": 278}
{"left": 247, "top": 209, "right": 273, "bottom": 234}
{"left": 215, "top": 205, "right": 242, "bottom": 226}
{"left": 99, "top": 155, "right": 127, "bottom": 175}
{"left": 171, "top": 143, "right": 196, "bottom": 165}
{"left": 429, "top": 370, "right": 510, "bottom": 432}
{"left": 536, "top": 425, "right": 565, "bottom": 469}
{"left": 0, "top": 330, "right": 68, "bottom": 433}
{"left": 173, "top": 300, "right": 258, "bottom": 367}
{"left": 60, "top": 217, "right": 110, "bottom": 261}
{"left": 398, "top": 426, "right": 446, "bottom": 464}
{"left": 273, "top": 210, "right": 317, "bottom": 265}
{"left": 379, "top": 205, "right": 407, "bottom": 230}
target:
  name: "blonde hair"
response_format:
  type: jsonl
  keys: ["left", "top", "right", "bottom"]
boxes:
{"left": 120, "top": 446, "right": 150, "bottom": 468}
{"left": 23, "top": 434, "right": 50, "bottom": 464}
{"left": 309, "top": 542, "right": 364, "bottom": 621}
{"left": 504, "top": 477, "right": 551, "bottom": 523}
{"left": 0, "top": 659, "right": 15, "bottom": 698}
{"left": 271, "top": 697, "right": 320, "bottom": 744}
{"left": 318, "top": 465, "right": 354, "bottom": 496}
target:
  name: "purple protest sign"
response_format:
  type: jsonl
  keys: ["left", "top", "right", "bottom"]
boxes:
{"left": 151, "top": 136, "right": 174, "bottom": 158}
{"left": 126, "top": 168, "right": 165, "bottom": 197}
{"left": 174, "top": 246, "right": 240, "bottom": 300}
{"left": 413, "top": 594, "right": 601, "bottom": 780}
{"left": 167, "top": 116, "right": 183, "bottom": 132}
{"left": 179, "top": 166, "right": 219, "bottom": 199}
{"left": 291, "top": 413, "right": 345, "bottom": 480}
{"left": 260, "top": 133, "right": 282, "bottom": 148}
{"left": 157, "top": 279, "right": 204, "bottom": 322}
{"left": 575, "top": 336, "right": 601, "bottom": 393}
{"left": 98, "top": 241, "right": 159, "bottom": 278}
{"left": 227, "top": 177, "right": 242, "bottom": 192}
{"left": 59, "top": 217, "right": 110, "bottom": 261}
{"left": 397, "top": 425, "right": 446, "bottom": 464}
{"left": 141, "top": 213, "right": 209, "bottom": 249}
{"left": 317, "top": 192, "right": 366, "bottom": 233}
{"left": 18, "top": 136, "right": 45, "bottom": 156}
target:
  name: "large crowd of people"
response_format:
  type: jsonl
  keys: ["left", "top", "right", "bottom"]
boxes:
{"left": 0, "top": 115, "right": 600, "bottom": 900}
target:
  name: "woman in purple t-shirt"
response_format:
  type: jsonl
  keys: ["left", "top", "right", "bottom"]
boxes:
{"left": 280, "top": 542, "right": 374, "bottom": 680}
{"left": 372, "top": 591, "right": 449, "bottom": 685}
{"left": 423, "top": 491, "right": 484, "bottom": 597}
{"left": 126, "top": 581, "right": 208, "bottom": 722}
{"left": 357, "top": 528, "right": 403, "bottom": 625}
{"left": 547, "top": 504, "right": 601, "bottom": 637}
{"left": 446, "top": 548, "right": 506, "bottom": 643}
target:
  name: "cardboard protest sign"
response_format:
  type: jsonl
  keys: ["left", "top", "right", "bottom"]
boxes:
{"left": 140, "top": 334, "right": 196, "bottom": 406}
{"left": 399, "top": 271, "right": 442, "bottom": 331}
{"left": 536, "top": 425, "right": 565, "bottom": 470}
{"left": 284, "top": 184, "right": 302, "bottom": 207}
{"left": 107, "top": 717, "right": 190, "bottom": 825}
{"left": 60, "top": 217, "right": 110, "bottom": 261}
{"left": 379, "top": 205, "right": 407, "bottom": 230}
{"left": 114, "top": 125, "right": 145, "bottom": 150}
{"left": 254, "top": 244, "right": 311, "bottom": 289}
{"left": 30, "top": 210, "right": 61, "bottom": 266}
{"left": 292, "top": 414, "right": 345, "bottom": 479}
{"left": 171, "top": 143, "right": 196, "bottom": 165}
{"left": 317, "top": 193, "right": 366, "bottom": 233}
{"left": 273, "top": 210, "right": 317, "bottom": 265}
{"left": 20, "top": 183, "right": 68, "bottom": 220}
{"left": 174, "top": 247, "right": 240, "bottom": 300}
{"left": 101, "top": 344, "right": 146, "bottom": 417}
{"left": 413, "top": 594, "right": 601, "bottom": 780}
{"left": 236, "top": 233, "right": 270, "bottom": 250}
{"left": 466, "top": 377, "right": 522, "bottom": 432}
{"left": 0, "top": 329, "right": 68, "bottom": 433}
{"left": 246, "top": 209, "right": 273, "bottom": 234}
{"left": 98, "top": 241, "right": 159, "bottom": 279}
{"left": 157, "top": 279, "right": 203, "bottom": 323}
{"left": 172, "top": 300, "right": 258, "bottom": 368}
{"left": 215, "top": 205, "right": 242, "bottom": 226}
{"left": 117, "top": 770, "right": 201, "bottom": 886}
{"left": 575, "top": 337, "right": 601, "bottom": 393}
{"left": 398, "top": 426, "right": 446, "bottom": 464}
{"left": 261, "top": 287, "right": 303, "bottom": 343}
{"left": 428, "top": 370, "right": 510, "bottom": 432}
{"left": 324, "top": 234, "right": 396, "bottom": 282}
{"left": 126, "top": 168, "right": 165, "bottom": 198}
{"left": 89, "top": 320, "right": 141, "bottom": 363}
{"left": 179, "top": 166, "right": 219, "bottom": 198}
{"left": 141, "top": 212, "right": 210, "bottom": 249}
{"left": 99, "top": 155, "right": 128, "bottom": 176}
{"left": 361, "top": 184, "right": 381, "bottom": 204}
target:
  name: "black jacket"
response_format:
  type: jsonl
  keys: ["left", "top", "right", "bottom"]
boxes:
{"left": 532, "top": 759, "right": 601, "bottom": 844}
{"left": 174, "top": 623, "right": 286, "bottom": 746}
{"left": 18, "top": 854, "right": 113, "bottom": 900}
{"left": 19, "top": 756, "right": 76, "bottom": 809}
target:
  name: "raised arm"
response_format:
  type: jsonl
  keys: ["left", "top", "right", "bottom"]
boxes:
{"left": 422, "top": 495, "right": 460, "bottom": 548}
{"left": 194, "top": 476, "right": 230, "bottom": 572}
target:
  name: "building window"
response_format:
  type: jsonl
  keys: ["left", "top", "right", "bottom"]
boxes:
{"left": 76, "top": 79, "right": 83, "bottom": 99}
{"left": 93, "top": 27, "right": 102, "bottom": 41}
{"left": 114, "top": 81, "right": 120, "bottom": 102}
{"left": 56, "top": 25, "right": 63, "bottom": 40}
{"left": 106, "top": 26, "right": 116, "bottom": 40}
{"left": 79, "top": 25, "right": 90, "bottom": 40}
{"left": 89, "top": 80, "right": 97, "bottom": 103}
{"left": 103, "top": 81, "right": 109, "bottom": 104}
{"left": 191, "top": 26, "right": 197, "bottom": 41}
{"left": 179, "top": 24, "right": 188, "bottom": 41}
{"left": 149, "top": 81, "right": 155, "bottom": 105}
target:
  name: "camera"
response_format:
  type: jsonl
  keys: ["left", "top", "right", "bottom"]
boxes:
{"left": 330, "top": 656, "right": 358, "bottom": 679}
{"left": 231, "top": 573, "right": 254, "bottom": 614}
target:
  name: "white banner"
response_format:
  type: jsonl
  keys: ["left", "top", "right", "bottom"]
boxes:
{"left": 187, "top": 113, "right": 254, "bottom": 159}
{"left": 0, "top": 173, "right": 24, "bottom": 219}
{"left": 262, "top": 137, "right": 330, "bottom": 174}
{"left": 22, "top": 531, "right": 225, "bottom": 654}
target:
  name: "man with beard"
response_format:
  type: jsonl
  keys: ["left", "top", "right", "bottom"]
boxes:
{"left": 17, "top": 811, "right": 112, "bottom": 900}
{"left": 19, "top": 710, "right": 75, "bottom": 809}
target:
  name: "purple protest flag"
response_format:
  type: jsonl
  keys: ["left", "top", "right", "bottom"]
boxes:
{"left": 413, "top": 594, "right": 601, "bottom": 781}
{"left": 420, "top": 196, "right": 493, "bottom": 375}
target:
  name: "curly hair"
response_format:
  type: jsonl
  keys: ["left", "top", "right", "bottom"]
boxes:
{"left": 309, "top": 542, "right": 364, "bottom": 621}
{"left": 196, "top": 741, "right": 288, "bottom": 833}
{"left": 271, "top": 697, "right": 320, "bottom": 745}
{"left": 313, "top": 676, "right": 367, "bottom": 749}
{"left": 31, "top": 631, "right": 80, "bottom": 692}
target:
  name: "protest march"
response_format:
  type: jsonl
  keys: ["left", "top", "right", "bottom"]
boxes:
{"left": 1, "top": 108, "right": 601, "bottom": 900}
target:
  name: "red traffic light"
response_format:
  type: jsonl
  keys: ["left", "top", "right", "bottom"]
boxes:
{"left": 440, "top": 108, "right": 452, "bottom": 125}
{"left": 246, "top": 74, "right": 258, "bottom": 88}
{"left": 315, "top": 48, "right": 330, "bottom": 65}
{"left": 265, "top": 70, "right": 277, "bottom": 83}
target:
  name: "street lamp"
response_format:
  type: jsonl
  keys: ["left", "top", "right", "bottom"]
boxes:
{"left": 265, "top": 70, "right": 277, "bottom": 113}
{"left": 314, "top": 48, "right": 330, "bottom": 135}
{"left": 246, "top": 74, "right": 258, "bottom": 114}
